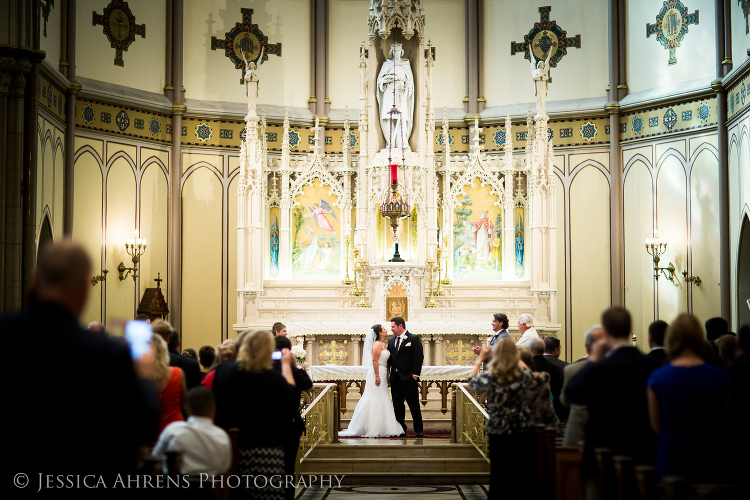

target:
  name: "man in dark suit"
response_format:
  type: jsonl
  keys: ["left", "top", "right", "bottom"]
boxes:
{"left": 5, "top": 241, "right": 158, "bottom": 495}
{"left": 543, "top": 336, "right": 568, "bottom": 421}
{"left": 387, "top": 316, "right": 424, "bottom": 436}
{"left": 647, "top": 320, "right": 668, "bottom": 363}
{"left": 565, "top": 307, "right": 661, "bottom": 479}
{"left": 531, "top": 338, "right": 565, "bottom": 421}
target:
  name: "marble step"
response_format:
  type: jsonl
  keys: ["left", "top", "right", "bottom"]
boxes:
{"left": 340, "top": 418, "right": 451, "bottom": 431}
{"left": 308, "top": 443, "right": 475, "bottom": 459}
{"left": 302, "top": 457, "right": 487, "bottom": 473}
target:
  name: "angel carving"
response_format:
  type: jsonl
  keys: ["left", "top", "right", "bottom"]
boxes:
{"left": 305, "top": 199, "right": 338, "bottom": 232}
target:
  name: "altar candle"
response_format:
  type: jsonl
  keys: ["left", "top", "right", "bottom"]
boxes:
{"left": 390, "top": 163, "right": 398, "bottom": 185}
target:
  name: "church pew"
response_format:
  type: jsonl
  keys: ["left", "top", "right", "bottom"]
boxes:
{"left": 614, "top": 455, "right": 636, "bottom": 500}
{"left": 555, "top": 446, "right": 583, "bottom": 500}
{"left": 634, "top": 465, "right": 658, "bottom": 500}
{"left": 594, "top": 448, "right": 616, "bottom": 500}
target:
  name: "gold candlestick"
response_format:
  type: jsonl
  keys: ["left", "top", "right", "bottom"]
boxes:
{"left": 436, "top": 246, "right": 446, "bottom": 296}
{"left": 425, "top": 259, "right": 438, "bottom": 308}
{"left": 349, "top": 247, "right": 361, "bottom": 296}
{"left": 342, "top": 235, "right": 354, "bottom": 285}
{"left": 357, "top": 257, "right": 368, "bottom": 307}
{"left": 441, "top": 236, "right": 452, "bottom": 285}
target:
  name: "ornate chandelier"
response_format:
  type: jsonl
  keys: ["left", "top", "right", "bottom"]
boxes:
{"left": 381, "top": 64, "right": 411, "bottom": 262}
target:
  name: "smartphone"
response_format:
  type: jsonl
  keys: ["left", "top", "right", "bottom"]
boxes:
{"left": 125, "top": 320, "right": 153, "bottom": 360}
{"left": 271, "top": 350, "right": 282, "bottom": 361}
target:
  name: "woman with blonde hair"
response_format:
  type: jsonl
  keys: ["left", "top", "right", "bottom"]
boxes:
{"left": 213, "top": 329, "right": 296, "bottom": 500}
{"left": 150, "top": 334, "right": 187, "bottom": 432}
{"left": 647, "top": 314, "right": 730, "bottom": 482}
{"left": 468, "top": 338, "right": 541, "bottom": 500}
{"left": 272, "top": 322, "right": 287, "bottom": 336}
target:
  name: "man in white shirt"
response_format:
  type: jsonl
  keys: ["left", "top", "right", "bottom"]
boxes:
{"left": 515, "top": 313, "right": 541, "bottom": 348}
{"left": 153, "top": 386, "right": 231, "bottom": 476}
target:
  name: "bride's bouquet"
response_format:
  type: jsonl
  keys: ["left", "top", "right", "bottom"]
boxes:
{"left": 291, "top": 344, "right": 306, "bottom": 365}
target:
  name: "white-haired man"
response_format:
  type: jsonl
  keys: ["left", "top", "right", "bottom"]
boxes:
{"left": 515, "top": 313, "right": 541, "bottom": 348}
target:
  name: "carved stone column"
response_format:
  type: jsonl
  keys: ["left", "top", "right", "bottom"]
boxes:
{"left": 433, "top": 335, "right": 444, "bottom": 366}
{"left": 350, "top": 335, "right": 361, "bottom": 366}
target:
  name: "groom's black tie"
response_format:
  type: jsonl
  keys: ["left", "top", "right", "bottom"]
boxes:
{"left": 396, "top": 336, "right": 401, "bottom": 351}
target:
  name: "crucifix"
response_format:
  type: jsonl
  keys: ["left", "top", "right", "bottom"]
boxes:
{"left": 646, "top": 0, "right": 699, "bottom": 65}
{"left": 92, "top": 0, "right": 146, "bottom": 67}
{"left": 211, "top": 8, "right": 282, "bottom": 84}
{"left": 510, "top": 6, "right": 581, "bottom": 78}
{"left": 154, "top": 273, "right": 163, "bottom": 289}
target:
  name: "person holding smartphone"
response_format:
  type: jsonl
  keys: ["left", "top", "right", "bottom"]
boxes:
{"left": 213, "top": 330, "right": 296, "bottom": 500}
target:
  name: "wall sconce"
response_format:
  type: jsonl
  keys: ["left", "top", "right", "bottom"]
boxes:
{"left": 645, "top": 230, "right": 676, "bottom": 284}
{"left": 682, "top": 271, "right": 701, "bottom": 286}
{"left": 91, "top": 269, "right": 109, "bottom": 286}
{"left": 118, "top": 236, "right": 147, "bottom": 282}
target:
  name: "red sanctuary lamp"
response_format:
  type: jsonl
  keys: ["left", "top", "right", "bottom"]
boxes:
{"left": 380, "top": 162, "right": 410, "bottom": 263}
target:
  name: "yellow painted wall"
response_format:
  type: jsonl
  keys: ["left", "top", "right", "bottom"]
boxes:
{"left": 569, "top": 166, "right": 610, "bottom": 361}
{"left": 228, "top": 175, "right": 239, "bottom": 338}
{"left": 554, "top": 173, "right": 566, "bottom": 357}
{"left": 690, "top": 148, "right": 720, "bottom": 323}
{"left": 139, "top": 161, "right": 169, "bottom": 302}
{"left": 53, "top": 138, "right": 64, "bottom": 239}
{"left": 105, "top": 156, "right": 137, "bottom": 328}
{"left": 72, "top": 149, "right": 103, "bottom": 324}
{"left": 730, "top": 5, "right": 749, "bottom": 68}
{"left": 36, "top": 118, "right": 65, "bottom": 247}
{"left": 627, "top": 0, "right": 716, "bottom": 94}
{"left": 728, "top": 118, "right": 750, "bottom": 328}
{"left": 182, "top": 167, "right": 223, "bottom": 351}
{"left": 656, "top": 155, "right": 688, "bottom": 322}
{"left": 184, "top": 0, "right": 310, "bottom": 108}
{"left": 483, "top": 0, "right": 608, "bottom": 108}
{"left": 624, "top": 160, "right": 654, "bottom": 351}
{"left": 423, "top": 0, "right": 465, "bottom": 110}
{"left": 76, "top": 0, "right": 165, "bottom": 94}
{"left": 329, "top": 0, "right": 369, "bottom": 111}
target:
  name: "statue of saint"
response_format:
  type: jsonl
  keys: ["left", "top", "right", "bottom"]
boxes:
{"left": 530, "top": 49, "right": 552, "bottom": 117}
{"left": 242, "top": 50, "right": 262, "bottom": 117}
{"left": 376, "top": 42, "right": 414, "bottom": 150}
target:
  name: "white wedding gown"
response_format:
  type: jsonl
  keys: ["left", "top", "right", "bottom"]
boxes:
{"left": 338, "top": 347, "right": 405, "bottom": 437}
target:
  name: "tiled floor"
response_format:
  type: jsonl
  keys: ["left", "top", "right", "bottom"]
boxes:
{"left": 297, "top": 484, "right": 488, "bottom": 500}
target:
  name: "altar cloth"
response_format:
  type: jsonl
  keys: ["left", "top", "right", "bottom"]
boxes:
{"left": 309, "top": 365, "right": 474, "bottom": 382}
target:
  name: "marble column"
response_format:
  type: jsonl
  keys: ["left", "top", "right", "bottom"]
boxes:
{"left": 715, "top": 0, "right": 730, "bottom": 321}
{"left": 608, "top": 0, "right": 624, "bottom": 307}
{"left": 169, "top": 0, "right": 184, "bottom": 332}
{"left": 63, "top": 0, "right": 76, "bottom": 235}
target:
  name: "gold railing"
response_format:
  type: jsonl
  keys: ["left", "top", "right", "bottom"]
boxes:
{"left": 451, "top": 383, "right": 490, "bottom": 463}
{"left": 298, "top": 383, "right": 339, "bottom": 463}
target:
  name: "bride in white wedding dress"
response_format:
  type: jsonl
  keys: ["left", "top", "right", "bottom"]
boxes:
{"left": 339, "top": 325, "right": 405, "bottom": 437}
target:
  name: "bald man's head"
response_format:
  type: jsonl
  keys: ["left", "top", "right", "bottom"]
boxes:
{"left": 35, "top": 240, "right": 92, "bottom": 317}
{"left": 530, "top": 338, "right": 546, "bottom": 356}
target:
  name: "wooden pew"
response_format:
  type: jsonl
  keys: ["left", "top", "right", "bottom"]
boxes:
{"left": 555, "top": 446, "right": 583, "bottom": 500}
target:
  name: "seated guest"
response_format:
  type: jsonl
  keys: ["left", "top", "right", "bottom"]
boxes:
{"left": 515, "top": 313, "right": 541, "bottom": 348}
{"left": 706, "top": 317, "right": 728, "bottom": 364}
{"left": 647, "top": 314, "right": 731, "bottom": 482}
{"left": 647, "top": 320, "right": 668, "bottom": 363}
{"left": 182, "top": 347, "right": 198, "bottom": 361}
{"left": 213, "top": 330, "right": 296, "bottom": 500}
{"left": 273, "top": 321, "right": 288, "bottom": 336}
{"left": 199, "top": 345, "right": 216, "bottom": 374}
{"left": 561, "top": 325, "right": 605, "bottom": 446}
{"left": 135, "top": 313, "right": 152, "bottom": 323}
{"left": 5, "top": 240, "right": 158, "bottom": 482}
{"left": 152, "top": 334, "right": 187, "bottom": 432}
{"left": 152, "top": 320, "right": 202, "bottom": 390}
{"left": 469, "top": 339, "right": 541, "bottom": 500}
{"left": 531, "top": 338, "right": 565, "bottom": 422}
{"left": 716, "top": 334, "right": 740, "bottom": 366}
{"left": 274, "top": 335, "right": 313, "bottom": 500}
{"left": 153, "top": 386, "right": 231, "bottom": 476}
{"left": 565, "top": 307, "right": 661, "bottom": 480}
{"left": 543, "top": 336, "right": 567, "bottom": 369}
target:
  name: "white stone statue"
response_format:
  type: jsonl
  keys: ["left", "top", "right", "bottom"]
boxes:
{"left": 530, "top": 49, "right": 552, "bottom": 117}
{"left": 376, "top": 42, "right": 414, "bottom": 150}
{"left": 242, "top": 49, "right": 262, "bottom": 117}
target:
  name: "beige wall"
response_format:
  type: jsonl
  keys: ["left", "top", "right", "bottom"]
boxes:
{"left": 76, "top": 0, "right": 165, "bottom": 94}
{"left": 729, "top": 114, "right": 750, "bottom": 328}
{"left": 569, "top": 164, "right": 611, "bottom": 361}
{"left": 554, "top": 173, "right": 566, "bottom": 355}
{"left": 37, "top": 117, "right": 65, "bottom": 243}
{"left": 39, "top": 2, "right": 61, "bottom": 72}
{"left": 730, "top": 7, "right": 749, "bottom": 68}
{"left": 182, "top": 165, "right": 223, "bottom": 351}
{"left": 627, "top": 0, "right": 717, "bottom": 94}
{"left": 483, "top": 0, "right": 608, "bottom": 108}
{"left": 329, "top": 0, "right": 369, "bottom": 111}
{"left": 184, "top": 0, "right": 310, "bottom": 108}
{"left": 423, "top": 0, "right": 465, "bottom": 110}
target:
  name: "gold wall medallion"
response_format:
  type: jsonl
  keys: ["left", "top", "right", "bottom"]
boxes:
{"left": 386, "top": 297, "right": 408, "bottom": 321}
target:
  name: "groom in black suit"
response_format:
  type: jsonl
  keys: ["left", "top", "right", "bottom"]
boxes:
{"left": 387, "top": 317, "right": 424, "bottom": 436}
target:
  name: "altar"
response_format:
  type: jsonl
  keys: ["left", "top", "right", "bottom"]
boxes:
{"left": 309, "top": 365, "right": 474, "bottom": 416}
{"left": 233, "top": 0, "right": 561, "bottom": 346}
